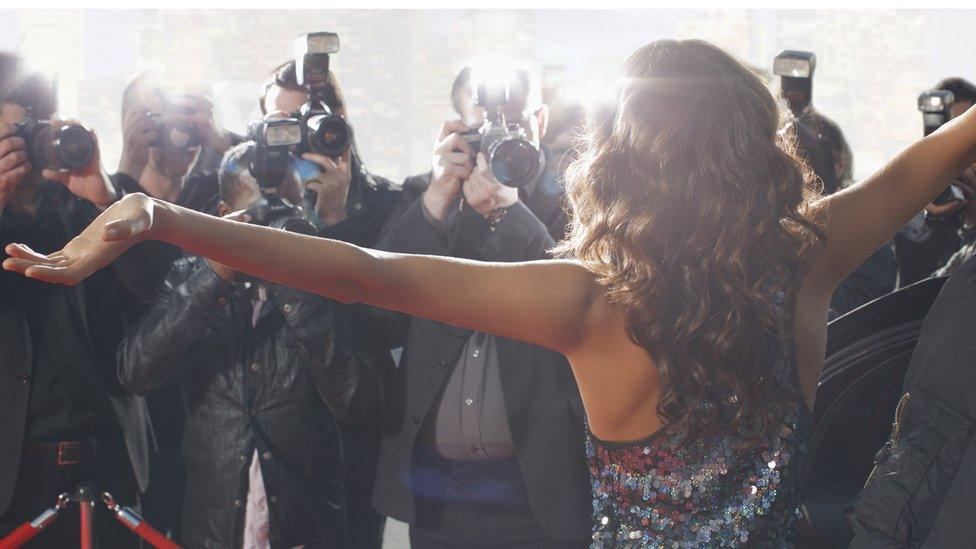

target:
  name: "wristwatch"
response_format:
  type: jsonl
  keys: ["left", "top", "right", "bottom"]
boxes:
{"left": 485, "top": 205, "right": 513, "bottom": 229}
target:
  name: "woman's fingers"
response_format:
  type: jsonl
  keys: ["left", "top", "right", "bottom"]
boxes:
{"left": 5, "top": 243, "right": 58, "bottom": 263}
{"left": 3, "top": 257, "right": 41, "bottom": 275}
{"left": 24, "top": 263, "right": 78, "bottom": 285}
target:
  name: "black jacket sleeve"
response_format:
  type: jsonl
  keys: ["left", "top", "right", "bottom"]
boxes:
{"left": 475, "top": 201, "right": 557, "bottom": 262}
{"left": 319, "top": 171, "right": 401, "bottom": 248}
{"left": 118, "top": 257, "right": 234, "bottom": 395}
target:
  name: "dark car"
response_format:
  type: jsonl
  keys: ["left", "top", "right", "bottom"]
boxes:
{"left": 796, "top": 277, "right": 947, "bottom": 547}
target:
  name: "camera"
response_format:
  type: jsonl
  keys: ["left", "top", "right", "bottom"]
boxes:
{"left": 918, "top": 90, "right": 954, "bottom": 136}
{"left": 918, "top": 90, "right": 965, "bottom": 207}
{"left": 248, "top": 118, "right": 301, "bottom": 189}
{"left": 774, "top": 50, "right": 816, "bottom": 116}
{"left": 773, "top": 50, "right": 816, "bottom": 79}
{"left": 293, "top": 32, "right": 352, "bottom": 159}
{"left": 150, "top": 95, "right": 203, "bottom": 149}
{"left": 245, "top": 119, "right": 316, "bottom": 235}
{"left": 13, "top": 114, "right": 96, "bottom": 171}
{"left": 460, "top": 75, "right": 541, "bottom": 189}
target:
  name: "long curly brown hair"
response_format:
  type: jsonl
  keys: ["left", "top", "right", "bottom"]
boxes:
{"left": 556, "top": 39, "right": 825, "bottom": 444}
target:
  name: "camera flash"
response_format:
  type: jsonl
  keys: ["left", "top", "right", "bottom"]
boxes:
{"left": 303, "top": 33, "right": 340, "bottom": 55}
{"left": 773, "top": 50, "right": 816, "bottom": 79}
{"left": 265, "top": 123, "right": 302, "bottom": 147}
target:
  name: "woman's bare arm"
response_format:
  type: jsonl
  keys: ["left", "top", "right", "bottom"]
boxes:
{"left": 3, "top": 196, "right": 599, "bottom": 354}
{"left": 808, "top": 106, "right": 976, "bottom": 289}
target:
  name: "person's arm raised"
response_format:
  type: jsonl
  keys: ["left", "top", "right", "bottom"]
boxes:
{"left": 809, "top": 106, "right": 976, "bottom": 289}
{"left": 2, "top": 194, "right": 597, "bottom": 355}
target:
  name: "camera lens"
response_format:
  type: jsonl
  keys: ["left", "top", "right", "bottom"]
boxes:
{"left": 54, "top": 125, "right": 97, "bottom": 169}
{"left": 27, "top": 122, "right": 96, "bottom": 171}
{"left": 307, "top": 114, "right": 351, "bottom": 158}
{"left": 488, "top": 138, "right": 538, "bottom": 188}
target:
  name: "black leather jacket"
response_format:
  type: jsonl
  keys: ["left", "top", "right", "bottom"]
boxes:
{"left": 119, "top": 256, "right": 382, "bottom": 549}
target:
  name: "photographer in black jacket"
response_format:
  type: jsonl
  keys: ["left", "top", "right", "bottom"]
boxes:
{"left": 0, "top": 54, "right": 149, "bottom": 547}
{"left": 260, "top": 57, "right": 400, "bottom": 549}
{"left": 118, "top": 141, "right": 382, "bottom": 548}
{"left": 111, "top": 74, "right": 244, "bottom": 537}
{"left": 373, "top": 62, "right": 590, "bottom": 548}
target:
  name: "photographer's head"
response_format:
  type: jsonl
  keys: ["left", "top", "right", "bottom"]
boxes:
{"left": 120, "top": 74, "right": 204, "bottom": 182}
{"left": 217, "top": 140, "right": 303, "bottom": 214}
{"left": 1, "top": 53, "right": 56, "bottom": 125}
{"left": 217, "top": 142, "right": 261, "bottom": 214}
{"left": 451, "top": 61, "right": 548, "bottom": 146}
{"left": 935, "top": 77, "right": 976, "bottom": 119}
{"left": 259, "top": 60, "right": 346, "bottom": 117}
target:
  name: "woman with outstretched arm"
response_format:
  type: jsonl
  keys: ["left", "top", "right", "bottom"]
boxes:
{"left": 6, "top": 40, "right": 976, "bottom": 546}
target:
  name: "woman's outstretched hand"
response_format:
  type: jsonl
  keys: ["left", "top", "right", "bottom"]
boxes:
{"left": 3, "top": 193, "right": 156, "bottom": 285}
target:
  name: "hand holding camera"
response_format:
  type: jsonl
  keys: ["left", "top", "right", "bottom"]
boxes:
{"left": 301, "top": 150, "right": 351, "bottom": 227}
{"left": 0, "top": 122, "right": 31, "bottom": 209}
{"left": 38, "top": 120, "right": 115, "bottom": 207}
{"left": 0, "top": 117, "right": 114, "bottom": 208}
{"left": 118, "top": 107, "right": 158, "bottom": 179}
{"left": 171, "top": 94, "right": 232, "bottom": 154}
{"left": 463, "top": 152, "right": 518, "bottom": 217}
{"left": 424, "top": 119, "right": 475, "bottom": 221}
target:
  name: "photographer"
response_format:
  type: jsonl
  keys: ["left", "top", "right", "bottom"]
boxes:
{"left": 118, "top": 141, "right": 382, "bottom": 548}
{"left": 0, "top": 55, "right": 149, "bottom": 546}
{"left": 259, "top": 53, "right": 400, "bottom": 549}
{"left": 896, "top": 77, "right": 976, "bottom": 285}
{"left": 372, "top": 63, "right": 591, "bottom": 548}
{"left": 258, "top": 60, "right": 399, "bottom": 245}
{"left": 777, "top": 51, "right": 853, "bottom": 194}
{"left": 115, "top": 75, "right": 238, "bottom": 213}
{"left": 111, "top": 75, "right": 243, "bottom": 537}
{"left": 775, "top": 50, "right": 895, "bottom": 317}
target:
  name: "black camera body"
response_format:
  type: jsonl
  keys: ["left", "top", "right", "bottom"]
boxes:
{"left": 292, "top": 32, "right": 352, "bottom": 160}
{"left": 461, "top": 77, "right": 541, "bottom": 189}
{"left": 244, "top": 193, "right": 316, "bottom": 235}
{"left": 918, "top": 90, "right": 965, "bottom": 207}
{"left": 244, "top": 119, "right": 316, "bottom": 236}
{"left": 294, "top": 100, "right": 352, "bottom": 159}
{"left": 248, "top": 118, "right": 302, "bottom": 189}
{"left": 918, "top": 90, "right": 954, "bottom": 136}
{"left": 14, "top": 116, "right": 96, "bottom": 171}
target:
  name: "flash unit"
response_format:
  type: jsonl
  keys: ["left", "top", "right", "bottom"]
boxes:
{"left": 773, "top": 50, "right": 816, "bottom": 79}
{"left": 304, "top": 32, "right": 339, "bottom": 55}
{"left": 295, "top": 32, "right": 339, "bottom": 89}
{"left": 918, "top": 89, "right": 956, "bottom": 137}
{"left": 918, "top": 90, "right": 954, "bottom": 114}
{"left": 263, "top": 119, "right": 302, "bottom": 147}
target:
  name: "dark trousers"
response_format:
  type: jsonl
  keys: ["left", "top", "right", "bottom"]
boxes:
{"left": 342, "top": 419, "right": 385, "bottom": 549}
{"left": 140, "top": 385, "right": 186, "bottom": 539}
{"left": 410, "top": 502, "right": 589, "bottom": 549}
{"left": 0, "top": 439, "right": 139, "bottom": 548}
{"left": 409, "top": 449, "right": 588, "bottom": 549}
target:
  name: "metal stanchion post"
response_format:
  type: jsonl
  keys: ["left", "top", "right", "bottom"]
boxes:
{"left": 77, "top": 487, "right": 95, "bottom": 549}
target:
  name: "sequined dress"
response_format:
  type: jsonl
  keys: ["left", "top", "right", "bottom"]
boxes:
{"left": 587, "top": 292, "right": 809, "bottom": 548}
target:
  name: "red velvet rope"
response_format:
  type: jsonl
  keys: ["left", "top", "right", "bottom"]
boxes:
{"left": 0, "top": 520, "right": 49, "bottom": 549}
